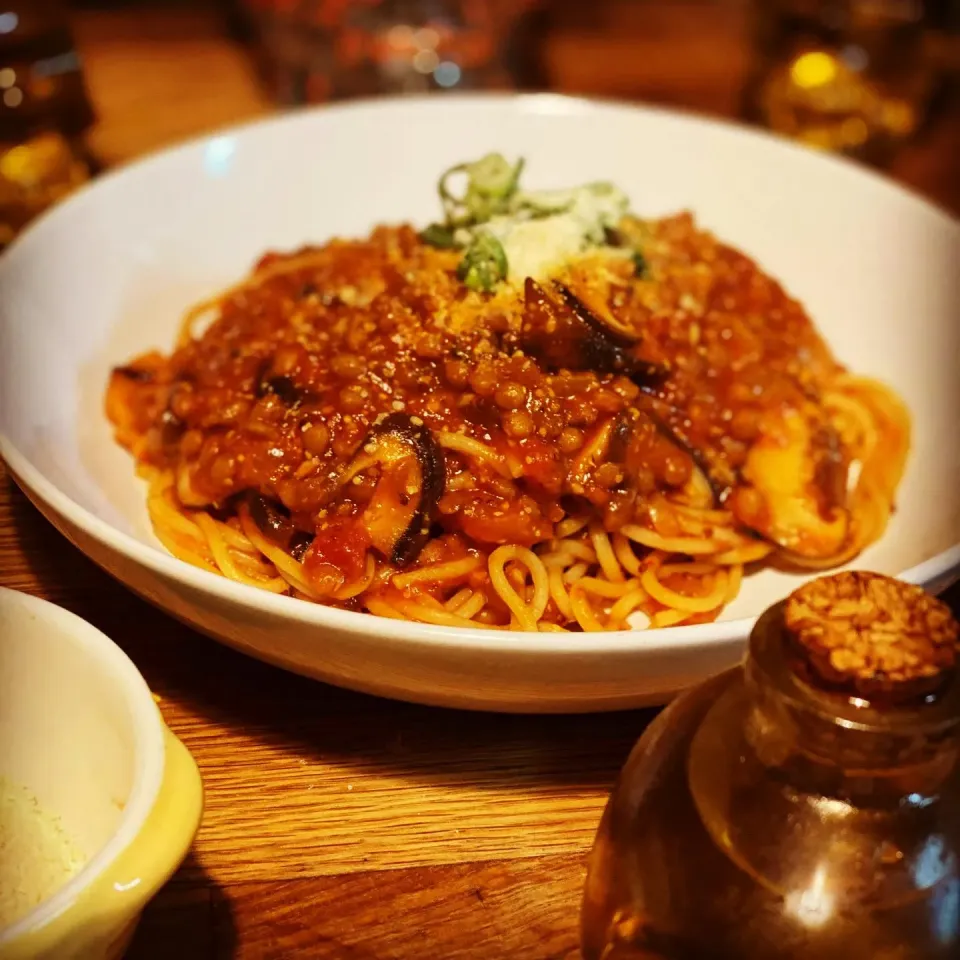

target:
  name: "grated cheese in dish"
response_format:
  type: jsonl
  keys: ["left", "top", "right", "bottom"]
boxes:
{"left": 0, "top": 777, "right": 87, "bottom": 930}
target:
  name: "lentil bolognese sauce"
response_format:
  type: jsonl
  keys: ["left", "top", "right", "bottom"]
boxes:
{"left": 105, "top": 155, "right": 909, "bottom": 632}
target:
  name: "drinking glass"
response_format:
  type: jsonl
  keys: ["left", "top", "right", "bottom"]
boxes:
{"left": 243, "top": 0, "right": 537, "bottom": 104}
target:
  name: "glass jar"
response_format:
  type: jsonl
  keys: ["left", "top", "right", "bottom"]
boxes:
{"left": 582, "top": 571, "right": 960, "bottom": 959}
{"left": 743, "top": 0, "right": 943, "bottom": 160}
{"left": 0, "top": 0, "right": 94, "bottom": 247}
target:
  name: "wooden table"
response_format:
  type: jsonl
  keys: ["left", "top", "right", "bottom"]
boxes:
{"left": 2, "top": 4, "right": 959, "bottom": 957}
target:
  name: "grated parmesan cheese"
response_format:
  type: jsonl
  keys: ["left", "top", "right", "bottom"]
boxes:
{"left": 454, "top": 180, "right": 632, "bottom": 284}
{"left": 0, "top": 777, "right": 86, "bottom": 931}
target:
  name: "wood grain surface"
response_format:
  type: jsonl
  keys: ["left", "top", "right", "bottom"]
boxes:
{"left": 1, "top": 464, "right": 638, "bottom": 959}
{"left": 3, "top": 2, "right": 959, "bottom": 957}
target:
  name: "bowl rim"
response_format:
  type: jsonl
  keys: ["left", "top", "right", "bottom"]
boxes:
{"left": 0, "top": 587, "right": 166, "bottom": 943}
{"left": 1, "top": 92, "right": 958, "bottom": 657}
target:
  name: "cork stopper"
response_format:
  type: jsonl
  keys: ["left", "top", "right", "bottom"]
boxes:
{"left": 783, "top": 571, "right": 959, "bottom": 704}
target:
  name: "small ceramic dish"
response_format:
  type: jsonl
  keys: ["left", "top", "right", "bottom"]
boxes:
{"left": 0, "top": 586, "right": 202, "bottom": 959}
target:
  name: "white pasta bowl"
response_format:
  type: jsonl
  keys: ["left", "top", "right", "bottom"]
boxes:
{"left": 1, "top": 95, "right": 958, "bottom": 712}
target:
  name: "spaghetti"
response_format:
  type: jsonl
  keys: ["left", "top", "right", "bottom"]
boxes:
{"left": 104, "top": 159, "right": 910, "bottom": 633}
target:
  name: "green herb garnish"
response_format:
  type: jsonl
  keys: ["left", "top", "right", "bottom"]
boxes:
{"left": 457, "top": 233, "right": 507, "bottom": 293}
{"left": 632, "top": 250, "right": 648, "bottom": 278}
{"left": 427, "top": 152, "right": 632, "bottom": 292}
{"left": 440, "top": 153, "right": 525, "bottom": 227}
{"left": 419, "top": 223, "right": 458, "bottom": 249}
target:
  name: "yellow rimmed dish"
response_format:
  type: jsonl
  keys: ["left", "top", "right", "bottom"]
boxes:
{"left": 0, "top": 587, "right": 202, "bottom": 959}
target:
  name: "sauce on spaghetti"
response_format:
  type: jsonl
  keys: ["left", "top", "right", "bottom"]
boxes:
{"left": 106, "top": 156, "right": 909, "bottom": 631}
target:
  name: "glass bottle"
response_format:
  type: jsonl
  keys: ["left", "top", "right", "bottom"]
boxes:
{"left": 582, "top": 571, "right": 960, "bottom": 960}
{"left": 743, "top": 0, "right": 943, "bottom": 160}
{"left": 0, "top": 0, "right": 94, "bottom": 248}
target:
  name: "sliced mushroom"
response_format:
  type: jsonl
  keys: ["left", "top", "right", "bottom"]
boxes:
{"left": 812, "top": 424, "right": 849, "bottom": 513}
{"left": 256, "top": 374, "right": 301, "bottom": 406}
{"left": 554, "top": 281, "right": 639, "bottom": 348}
{"left": 520, "top": 279, "right": 668, "bottom": 388}
{"left": 105, "top": 355, "right": 172, "bottom": 446}
{"left": 111, "top": 350, "right": 168, "bottom": 384}
{"left": 112, "top": 364, "right": 156, "bottom": 384}
{"left": 348, "top": 413, "right": 446, "bottom": 568}
{"left": 564, "top": 416, "right": 624, "bottom": 501}
{"left": 728, "top": 405, "right": 850, "bottom": 561}
{"left": 159, "top": 407, "right": 185, "bottom": 447}
{"left": 247, "top": 492, "right": 315, "bottom": 557}
{"left": 563, "top": 410, "right": 713, "bottom": 522}
{"left": 289, "top": 532, "right": 314, "bottom": 562}
{"left": 639, "top": 402, "right": 728, "bottom": 507}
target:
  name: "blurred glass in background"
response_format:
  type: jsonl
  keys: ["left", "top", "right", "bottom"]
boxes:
{"left": 744, "top": 0, "right": 956, "bottom": 159}
{"left": 240, "top": 0, "right": 539, "bottom": 104}
{"left": 0, "top": 0, "right": 94, "bottom": 247}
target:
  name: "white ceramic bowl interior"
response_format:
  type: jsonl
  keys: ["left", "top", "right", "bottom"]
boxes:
{"left": 0, "top": 587, "right": 164, "bottom": 946}
{"left": 1, "top": 95, "right": 958, "bottom": 711}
